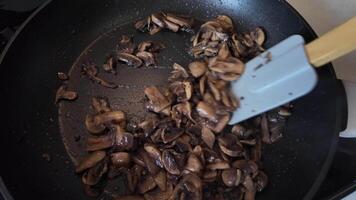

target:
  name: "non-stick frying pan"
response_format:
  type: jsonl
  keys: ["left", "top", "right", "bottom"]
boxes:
{"left": 0, "top": 0, "right": 347, "bottom": 199}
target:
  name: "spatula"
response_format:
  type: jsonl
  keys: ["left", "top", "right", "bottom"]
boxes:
{"left": 229, "top": 17, "right": 356, "bottom": 125}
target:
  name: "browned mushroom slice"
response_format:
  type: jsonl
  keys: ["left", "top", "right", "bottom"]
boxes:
{"left": 117, "top": 52, "right": 143, "bottom": 68}
{"left": 118, "top": 35, "right": 135, "bottom": 54}
{"left": 199, "top": 75, "right": 206, "bottom": 95}
{"left": 218, "top": 134, "right": 243, "bottom": 157}
{"left": 126, "top": 164, "right": 143, "bottom": 191}
{"left": 185, "top": 154, "right": 203, "bottom": 173}
{"left": 278, "top": 107, "right": 291, "bottom": 116}
{"left": 204, "top": 46, "right": 219, "bottom": 57}
{"left": 82, "top": 63, "right": 118, "bottom": 88}
{"left": 55, "top": 85, "right": 77, "bottom": 104}
{"left": 208, "top": 114, "right": 230, "bottom": 133}
{"left": 166, "top": 13, "right": 194, "bottom": 28}
{"left": 206, "top": 160, "right": 230, "bottom": 170}
{"left": 255, "top": 171, "right": 268, "bottom": 192}
{"left": 232, "top": 160, "right": 259, "bottom": 176}
{"left": 114, "top": 195, "right": 145, "bottom": 200}
{"left": 216, "top": 15, "right": 234, "bottom": 32}
{"left": 82, "top": 159, "right": 108, "bottom": 185}
{"left": 140, "top": 150, "right": 160, "bottom": 175}
{"left": 171, "top": 102, "right": 194, "bottom": 124}
{"left": 115, "top": 131, "right": 135, "bottom": 151}
{"left": 102, "top": 55, "right": 117, "bottom": 74}
{"left": 151, "top": 12, "right": 166, "bottom": 28}
{"left": 201, "top": 127, "right": 215, "bottom": 149}
{"left": 138, "top": 175, "right": 157, "bottom": 194}
{"left": 260, "top": 113, "right": 271, "bottom": 144}
{"left": 87, "top": 134, "right": 114, "bottom": 151}
{"left": 136, "top": 51, "right": 156, "bottom": 67}
{"left": 84, "top": 184, "right": 101, "bottom": 197}
{"left": 188, "top": 61, "right": 207, "bottom": 78}
{"left": 111, "top": 152, "right": 131, "bottom": 167}
{"left": 144, "top": 143, "right": 163, "bottom": 168}
{"left": 196, "top": 101, "right": 218, "bottom": 122}
{"left": 153, "top": 170, "right": 167, "bottom": 191}
{"left": 91, "top": 97, "right": 111, "bottom": 114}
{"left": 168, "top": 63, "right": 189, "bottom": 82}
{"left": 85, "top": 111, "right": 125, "bottom": 134}
{"left": 57, "top": 72, "right": 69, "bottom": 81}
{"left": 132, "top": 154, "right": 146, "bottom": 167}
{"left": 242, "top": 175, "right": 256, "bottom": 200}
{"left": 221, "top": 168, "right": 242, "bottom": 187}
{"left": 134, "top": 18, "right": 148, "bottom": 32}
{"left": 217, "top": 42, "right": 231, "bottom": 60}
{"left": 207, "top": 80, "right": 221, "bottom": 101}
{"left": 161, "top": 127, "right": 184, "bottom": 143}
{"left": 203, "top": 170, "right": 217, "bottom": 182}
{"left": 162, "top": 150, "right": 181, "bottom": 175}
{"left": 162, "top": 18, "right": 180, "bottom": 32}
{"left": 144, "top": 181, "right": 173, "bottom": 200}
{"left": 137, "top": 41, "right": 153, "bottom": 52}
{"left": 149, "top": 24, "right": 162, "bottom": 35}
{"left": 209, "top": 57, "right": 244, "bottom": 75}
{"left": 75, "top": 151, "right": 106, "bottom": 173}
{"left": 181, "top": 173, "right": 203, "bottom": 199}
{"left": 144, "top": 86, "right": 171, "bottom": 113}
{"left": 250, "top": 27, "right": 265, "bottom": 46}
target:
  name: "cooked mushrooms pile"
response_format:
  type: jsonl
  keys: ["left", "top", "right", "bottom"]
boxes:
{"left": 190, "top": 15, "right": 265, "bottom": 60}
{"left": 135, "top": 12, "right": 194, "bottom": 35}
{"left": 117, "top": 35, "right": 165, "bottom": 68}
{"left": 59, "top": 13, "right": 291, "bottom": 200}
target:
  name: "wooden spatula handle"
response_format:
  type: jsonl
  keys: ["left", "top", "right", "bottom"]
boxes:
{"left": 305, "top": 17, "right": 356, "bottom": 67}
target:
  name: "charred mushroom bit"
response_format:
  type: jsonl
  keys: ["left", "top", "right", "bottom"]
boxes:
{"left": 55, "top": 85, "right": 77, "bottom": 104}
{"left": 61, "top": 13, "right": 292, "bottom": 200}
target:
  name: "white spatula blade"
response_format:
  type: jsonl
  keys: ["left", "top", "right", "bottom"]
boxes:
{"left": 229, "top": 35, "right": 317, "bottom": 125}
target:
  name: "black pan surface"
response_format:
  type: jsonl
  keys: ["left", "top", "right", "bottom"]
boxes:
{"left": 0, "top": 0, "right": 345, "bottom": 199}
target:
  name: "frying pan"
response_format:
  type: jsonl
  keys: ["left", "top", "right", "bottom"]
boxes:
{"left": 0, "top": 0, "right": 347, "bottom": 199}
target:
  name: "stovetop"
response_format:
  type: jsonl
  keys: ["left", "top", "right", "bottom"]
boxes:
{"left": 1, "top": 1, "right": 356, "bottom": 200}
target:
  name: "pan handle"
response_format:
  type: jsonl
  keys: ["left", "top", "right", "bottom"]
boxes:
{"left": 305, "top": 17, "right": 356, "bottom": 67}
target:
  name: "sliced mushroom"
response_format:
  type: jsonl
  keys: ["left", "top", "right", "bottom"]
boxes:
{"left": 82, "top": 159, "right": 108, "bottom": 185}
{"left": 221, "top": 168, "right": 242, "bottom": 187}
{"left": 144, "top": 143, "right": 163, "bottom": 168}
{"left": 82, "top": 63, "right": 118, "bottom": 88}
{"left": 117, "top": 52, "right": 143, "bottom": 68}
{"left": 161, "top": 127, "right": 184, "bottom": 144}
{"left": 218, "top": 134, "right": 243, "bottom": 157}
{"left": 136, "top": 51, "right": 156, "bottom": 67}
{"left": 203, "top": 170, "right": 217, "bottom": 182}
{"left": 199, "top": 75, "right": 207, "bottom": 95}
{"left": 111, "top": 152, "right": 131, "bottom": 167}
{"left": 250, "top": 27, "right": 265, "bottom": 46}
{"left": 166, "top": 13, "right": 194, "bottom": 28}
{"left": 144, "top": 181, "right": 173, "bottom": 200}
{"left": 162, "top": 150, "right": 181, "bottom": 175}
{"left": 185, "top": 154, "right": 203, "bottom": 173}
{"left": 242, "top": 175, "right": 256, "bottom": 200}
{"left": 261, "top": 113, "right": 271, "bottom": 144}
{"left": 102, "top": 55, "right": 117, "bottom": 74}
{"left": 87, "top": 134, "right": 114, "bottom": 151}
{"left": 188, "top": 61, "right": 207, "bottom": 78}
{"left": 118, "top": 35, "right": 135, "bottom": 54}
{"left": 75, "top": 151, "right": 106, "bottom": 173}
{"left": 85, "top": 111, "right": 125, "bottom": 134}
{"left": 135, "top": 19, "right": 148, "bottom": 32}
{"left": 115, "top": 131, "right": 135, "bottom": 151}
{"left": 153, "top": 170, "right": 167, "bottom": 191}
{"left": 206, "top": 160, "right": 230, "bottom": 170}
{"left": 162, "top": 18, "right": 180, "bottom": 32}
{"left": 196, "top": 101, "right": 218, "bottom": 122}
{"left": 138, "top": 175, "right": 157, "bottom": 194}
{"left": 169, "top": 63, "right": 189, "bottom": 82}
{"left": 57, "top": 72, "right": 69, "bottom": 81}
{"left": 55, "top": 85, "right": 77, "bottom": 104}
{"left": 254, "top": 171, "right": 268, "bottom": 192}
{"left": 151, "top": 12, "right": 166, "bottom": 28}
{"left": 144, "top": 86, "right": 171, "bottom": 113}
{"left": 140, "top": 150, "right": 160, "bottom": 175}
{"left": 91, "top": 97, "right": 111, "bottom": 114}
{"left": 114, "top": 196, "right": 144, "bottom": 200}
{"left": 201, "top": 127, "right": 215, "bottom": 149}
